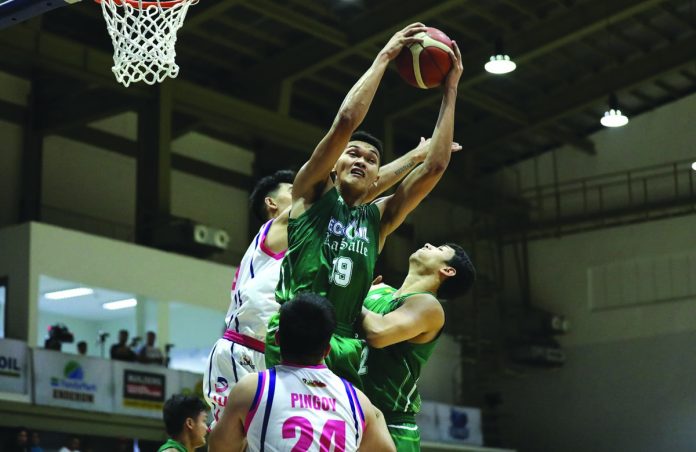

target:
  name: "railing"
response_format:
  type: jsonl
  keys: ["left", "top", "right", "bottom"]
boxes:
{"left": 516, "top": 157, "right": 696, "bottom": 238}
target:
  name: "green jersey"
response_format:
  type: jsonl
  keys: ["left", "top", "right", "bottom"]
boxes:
{"left": 276, "top": 187, "right": 381, "bottom": 336}
{"left": 362, "top": 285, "right": 441, "bottom": 423}
{"left": 157, "top": 438, "right": 187, "bottom": 452}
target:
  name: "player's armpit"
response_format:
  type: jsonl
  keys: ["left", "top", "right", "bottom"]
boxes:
{"left": 208, "top": 374, "right": 257, "bottom": 452}
{"left": 363, "top": 295, "right": 444, "bottom": 349}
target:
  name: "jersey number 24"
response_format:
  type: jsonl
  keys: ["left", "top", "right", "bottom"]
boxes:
{"left": 282, "top": 416, "right": 347, "bottom": 451}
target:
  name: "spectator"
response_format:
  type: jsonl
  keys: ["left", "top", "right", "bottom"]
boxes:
{"left": 77, "top": 341, "right": 88, "bottom": 356}
{"left": 110, "top": 330, "right": 136, "bottom": 362}
{"left": 138, "top": 331, "right": 164, "bottom": 365}
{"left": 6, "top": 427, "right": 29, "bottom": 452}
{"left": 29, "top": 431, "right": 44, "bottom": 452}
{"left": 58, "top": 436, "right": 81, "bottom": 452}
{"left": 158, "top": 395, "right": 208, "bottom": 452}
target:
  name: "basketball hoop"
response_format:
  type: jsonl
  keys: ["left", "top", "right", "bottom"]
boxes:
{"left": 97, "top": 0, "right": 199, "bottom": 87}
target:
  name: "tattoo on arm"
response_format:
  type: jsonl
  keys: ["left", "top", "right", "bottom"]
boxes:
{"left": 394, "top": 160, "right": 416, "bottom": 176}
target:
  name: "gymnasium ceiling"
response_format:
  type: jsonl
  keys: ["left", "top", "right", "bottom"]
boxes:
{"left": 0, "top": 0, "right": 695, "bottom": 215}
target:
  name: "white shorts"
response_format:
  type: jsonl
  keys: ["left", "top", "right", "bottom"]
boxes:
{"left": 203, "top": 337, "right": 266, "bottom": 427}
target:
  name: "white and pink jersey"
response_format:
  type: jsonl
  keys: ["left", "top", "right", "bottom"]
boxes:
{"left": 245, "top": 364, "right": 366, "bottom": 452}
{"left": 225, "top": 219, "right": 286, "bottom": 343}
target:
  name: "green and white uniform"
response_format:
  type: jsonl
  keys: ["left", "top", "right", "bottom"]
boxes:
{"left": 363, "top": 285, "right": 441, "bottom": 452}
{"left": 265, "top": 187, "right": 381, "bottom": 388}
{"left": 157, "top": 438, "right": 187, "bottom": 452}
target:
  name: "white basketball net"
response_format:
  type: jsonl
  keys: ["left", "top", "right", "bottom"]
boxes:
{"left": 99, "top": 0, "right": 199, "bottom": 87}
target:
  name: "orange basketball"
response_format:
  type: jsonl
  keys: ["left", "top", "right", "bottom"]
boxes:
{"left": 395, "top": 27, "right": 453, "bottom": 89}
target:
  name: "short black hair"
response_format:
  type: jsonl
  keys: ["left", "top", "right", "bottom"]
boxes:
{"left": 350, "top": 130, "right": 383, "bottom": 162}
{"left": 162, "top": 394, "right": 207, "bottom": 437}
{"left": 278, "top": 293, "right": 336, "bottom": 363}
{"left": 249, "top": 170, "right": 296, "bottom": 222}
{"left": 438, "top": 243, "right": 476, "bottom": 299}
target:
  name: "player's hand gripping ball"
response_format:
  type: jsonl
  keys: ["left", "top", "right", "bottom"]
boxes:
{"left": 396, "top": 27, "right": 454, "bottom": 89}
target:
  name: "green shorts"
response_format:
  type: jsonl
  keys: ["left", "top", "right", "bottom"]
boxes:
{"left": 265, "top": 312, "right": 366, "bottom": 389}
{"left": 387, "top": 422, "right": 421, "bottom": 452}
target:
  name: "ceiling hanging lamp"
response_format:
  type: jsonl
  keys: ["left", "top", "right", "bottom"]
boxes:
{"left": 599, "top": 16, "right": 628, "bottom": 128}
{"left": 484, "top": 38, "right": 516, "bottom": 75}
{"left": 600, "top": 93, "right": 629, "bottom": 128}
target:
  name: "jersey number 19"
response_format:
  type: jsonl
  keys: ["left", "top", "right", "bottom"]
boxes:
{"left": 329, "top": 257, "right": 353, "bottom": 287}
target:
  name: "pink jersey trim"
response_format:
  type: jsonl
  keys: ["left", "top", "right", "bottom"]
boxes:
{"left": 259, "top": 220, "right": 287, "bottom": 260}
{"left": 349, "top": 384, "right": 366, "bottom": 432}
{"left": 231, "top": 266, "right": 241, "bottom": 291}
{"left": 244, "top": 370, "right": 267, "bottom": 434}
{"left": 223, "top": 330, "right": 266, "bottom": 353}
{"left": 279, "top": 361, "right": 328, "bottom": 369}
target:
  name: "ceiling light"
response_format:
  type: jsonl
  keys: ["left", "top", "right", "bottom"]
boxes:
{"left": 485, "top": 55, "right": 516, "bottom": 74}
{"left": 103, "top": 298, "right": 137, "bottom": 310}
{"left": 600, "top": 93, "right": 629, "bottom": 128}
{"left": 484, "top": 38, "right": 516, "bottom": 75}
{"left": 45, "top": 287, "right": 94, "bottom": 300}
{"left": 691, "top": 162, "right": 696, "bottom": 171}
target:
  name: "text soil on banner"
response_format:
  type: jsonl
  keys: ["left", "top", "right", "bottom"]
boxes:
{"left": 0, "top": 338, "right": 31, "bottom": 403}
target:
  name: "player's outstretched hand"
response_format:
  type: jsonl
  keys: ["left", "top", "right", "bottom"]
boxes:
{"left": 414, "top": 136, "right": 463, "bottom": 160}
{"left": 444, "top": 40, "right": 463, "bottom": 90}
{"left": 379, "top": 23, "right": 428, "bottom": 61}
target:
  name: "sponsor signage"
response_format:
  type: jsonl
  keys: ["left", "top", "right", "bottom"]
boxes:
{"left": 33, "top": 349, "right": 113, "bottom": 412}
{"left": 113, "top": 360, "right": 180, "bottom": 418}
{"left": 123, "top": 369, "right": 166, "bottom": 409}
{"left": 418, "top": 401, "right": 483, "bottom": 446}
{"left": 0, "top": 338, "right": 30, "bottom": 402}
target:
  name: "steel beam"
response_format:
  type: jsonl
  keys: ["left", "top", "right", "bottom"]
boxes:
{"left": 234, "top": 0, "right": 469, "bottom": 88}
{"left": 0, "top": 25, "right": 324, "bottom": 152}
{"left": 36, "top": 87, "right": 135, "bottom": 134}
{"left": 465, "top": 33, "right": 696, "bottom": 156}
{"left": 19, "top": 78, "right": 42, "bottom": 222}
{"left": 135, "top": 81, "right": 172, "bottom": 245}
{"left": 384, "top": 0, "right": 665, "bottom": 119}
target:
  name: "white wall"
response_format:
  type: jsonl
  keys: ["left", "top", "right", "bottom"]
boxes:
{"left": 493, "top": 91, "right": 696, "bottom": 451}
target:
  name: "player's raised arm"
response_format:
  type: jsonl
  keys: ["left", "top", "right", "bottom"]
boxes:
{"left": 208, "top": 374, "right": 257, "bottom": 452}
{"left": 376, "top": 41, "right": 463, "bottom": 249}
{"left": 356, "top": 389, "right": 397, "bottom": 452}
{"left": 291, "top": 23, "right": 427, "bottom": 214}
{"left": 361, "top": 294, "right": 444, "bottom": 349}
{"left": 365, "top": 137, "right": 462, "bottom": 203}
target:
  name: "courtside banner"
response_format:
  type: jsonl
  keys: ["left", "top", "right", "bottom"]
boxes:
{"left": 112, "top": 360, "right": 180, "bottom": 418}
{"left": 435, "top": 402, "right": 484, "bottom": 446}
{"left": 0, "top": 338, "right": 30, "bottom": 402}
{"left": 33, "top": 349, "right": 113, "bottom": 412}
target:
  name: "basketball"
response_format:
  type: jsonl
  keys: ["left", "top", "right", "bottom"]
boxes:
{"left": 396, "top": 27, "right": 454, "bottom": 89}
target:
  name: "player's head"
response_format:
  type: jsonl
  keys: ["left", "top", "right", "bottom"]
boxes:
{"left": 333, "top": 131, "right": 383, "bottom": 196}
{"left": 146, "top": 331, "right": 156, "bottom": 345}
{"left": 118, "top": 329, "right": 128, "bottom": 344}
{"left": 162, "top": 394, "right": 208, "bottom": 447}
{"left": 249, "top": 170, "right": 295, "bottom": 222}
{"left": 77, "top": 341, "right": 87, "bottom": 355}
{"left": 411, "top": 243, "right": 476, "bottom": 299}
{"left": 277, "top": 292, "right": 336, "bottom": 365}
